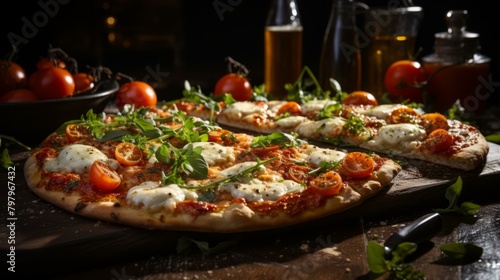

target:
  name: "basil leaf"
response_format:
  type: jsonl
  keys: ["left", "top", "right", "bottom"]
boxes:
{"left": 250, "top": 131, "right": 304, "bottom": 148}
{"left": 1, "top": 149, "right": 14, "bottom": 169}
{"left": 485, "top": 134, "right": 500, "bottom": 144}
{"left": 445, "top": 176, "right": 462, "bottom": 206}
{"left": 367, "top": 241, "right": 387, "bottom": 274}
{"left": 99, "top": 130, "right": 131, "bottom": 141}
{"left": 458, "top": 201, "right": 481, "bottom": 215}
{"left": 184, "top": 148, "right": 208, "bottom": 179}
{"left": 440, "top": 242, "right": 483, "bottom": 262}
{"left": 155, "top": 144, "right": 173, "bottom": 165}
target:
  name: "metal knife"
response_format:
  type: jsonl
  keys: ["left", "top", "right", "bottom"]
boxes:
{"left": 384, "top": 212, "right": 443, "bottom": 257}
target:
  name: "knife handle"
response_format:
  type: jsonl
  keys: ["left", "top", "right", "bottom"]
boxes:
{"left": 384, "top": 212, "right": 442, "bottom": 253}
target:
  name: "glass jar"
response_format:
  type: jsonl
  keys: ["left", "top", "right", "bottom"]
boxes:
{"left": 422, "top": 10, "right": 491, "bottom": 114}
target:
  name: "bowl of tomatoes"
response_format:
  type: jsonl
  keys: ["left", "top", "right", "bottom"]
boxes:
{"left": 0, "top": 78, "right": 119, "bottom": 145}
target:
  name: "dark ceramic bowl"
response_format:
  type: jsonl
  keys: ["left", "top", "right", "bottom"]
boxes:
{"left": 0, "top": 79, "right": 119, "bottom": 145}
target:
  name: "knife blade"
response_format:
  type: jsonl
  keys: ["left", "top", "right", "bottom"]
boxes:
{"left": 384, "top": 212, "right": 442, "bottom": 257}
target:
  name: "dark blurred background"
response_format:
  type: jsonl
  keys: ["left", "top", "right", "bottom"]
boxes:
{"left": 1, "top": 0, "right": 498, "bottom": 105}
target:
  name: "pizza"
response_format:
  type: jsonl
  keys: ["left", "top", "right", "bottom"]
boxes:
{"left": 23, "top": 107, "right": 402, "bottom": 233}
{"left": 172, "top": 98, "right": 489, "bottom": 171}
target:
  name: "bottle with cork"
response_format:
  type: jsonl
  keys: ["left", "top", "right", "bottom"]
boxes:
{"left": 422, "top": 10, "right": 491, "bottom": 114}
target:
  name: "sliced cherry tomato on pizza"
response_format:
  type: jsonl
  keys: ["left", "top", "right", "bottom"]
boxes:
{"left": 419, "top": 113, "right": 449, "bottom": 133}
{"left": 89, "top": 160, "right": 121, "bottom": 191}
{"left": 342, "top": 91, "right": 378, "bottom": 106}
{"left": 386, "top": 107, "right": 421, "bottom": 124}
{"left": 284, "top": 164, "right": 310, "bottom": 183}
{"left": 65, "top": 124, "right": 91, "bottom": 142}
{"left": 277, "top": 101, "right": 302, "bottom": 116}
{"left": 208, "top": 129, "right": 234, "bottom": 143}
{"left": 250, "top": 145, "right": 280, "bottom": 158}
{"left": 116, "top": 81, "right": 157, "bottom": 110}
{"left": 342, "top": 152, "right": 375, "bottom": 179}
{"left": 115, "top": 142, "right": 143, "bottom": 166}
{"left": 0, "top": 88, "right": 37, "bottom": 102}
{"left": 309, "top": 171, "right": 343, "bottom": 197}
{"left": 214, "top": 73, "right": 253, "bottom": 101}
{"left": 420, "top": 129, "right": 454, "bottom": 154}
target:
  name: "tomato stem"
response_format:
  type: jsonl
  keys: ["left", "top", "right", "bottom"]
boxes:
{"left": 225, "top": 56, "right": 249, "bottom": 76}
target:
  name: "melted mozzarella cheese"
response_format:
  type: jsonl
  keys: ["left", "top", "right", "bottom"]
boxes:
{"left": 300, "top": 99, "right": 338, "bottom": 115}
{"left": 358, "top": 104, "right": 406, "bottom": 119}
{"left": 305, "top": 148, "right": 346, "bottom": 165}
{"left": 362, "top": 123, "right": 427, "bottom": 154}
{"left": 187, "top": 142, "right": 235, "bottom": 166}
{"left": 219, "top": 178, "right": 302, "bottom": 202}
{"left": 376, "top": 123, "right": 427, "bottom": 145}
{"left": 127, "top": 181, "right": 198, "bottom": 211}
{"left": 275, "top": 116, "right": 308, "bottom": 129}
{"left": 217, "top": 162, "right": 261, "bottom": 178}
{"left": 223, "top": 101, "right": 266, "bottom": 119}
{"left": 295, "top": 117, "right": 345, "bottom": 139}
{"left": 43, "top": 144, "right": 108, "bottom": 174}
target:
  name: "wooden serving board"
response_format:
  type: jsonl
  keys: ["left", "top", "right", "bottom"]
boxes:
{"left": 1, "top": 143, "right": 499, "bottom": 276}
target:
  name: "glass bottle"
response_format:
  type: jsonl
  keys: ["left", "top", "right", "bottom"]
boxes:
{"left": 319, "top": 0, "right": 363, "bottom": 93}
{"left": 264, "top": 0, "right": 303, "bottom": 99}
{"left": 422, "top": 10, "right": 491, "bottom": 114}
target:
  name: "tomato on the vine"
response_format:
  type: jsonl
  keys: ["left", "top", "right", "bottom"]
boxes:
{"left": 116, "top": 81, "right": 157, "bottom": 110}
{"left": 73, "top": 73, "right": 94, "bottom": 93}
{"left": 384, "top": 60, "right": 427, "bottom": 103}
{"left": 0, "top": 88, "right": 37, "bottom": 102}
{"left": 0, "top": 61, "right": 28, "bottom": 94}
{"left": 29, "top": 64, "right": 75, "bottom": 100}
{"left": 214, "top": 73, "right": 253, "bottom": 101}
{"left": 342, "top": 91, "right": 378, "bottom": 106}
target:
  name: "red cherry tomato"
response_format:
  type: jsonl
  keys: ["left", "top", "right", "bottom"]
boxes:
{"left": 73, "top": 73, "right": 94, "bottom": 93}
{"left": 115, "top": 142, "right": 143, "bottom": 166}
{"left": 116, "top": 81, "right": 157, "bottom": 110}
{"left": 309, "top": 171, "right": 343, "bottom": 197}
{"left": 342, "top": 91, "right": 378, "bottom": 106}
{"left": 0, "top": 61, "right": 28, "bottom": 94}
{"left": 214, "top": 73, "right": 253, "bottom": 101}
{"left": 0, "top": 88, "right": 37, "bottom": 102}
{"left": 384, "top": 60, "right": 427, "bottom": 103}
{"left": 341, "top": 152, "right": 375, "bottom": 179}
{"left": 29, "top": 66, "right": 75, "bottom": 100}
{"left": 419, "top": 129, "right": 454, "bottom": 154}
{"left": 277, "top": 101, "right": 302, "bottom": 116}
{"left": 89, "top": 160, "right": 121, "bottom": 191}
{"left": 65, "top": 124, "right": 91, "bottom": 142}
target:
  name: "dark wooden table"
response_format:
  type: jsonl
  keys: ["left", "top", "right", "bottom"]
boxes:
{"left": 2, "top": 142, "right": 499, "bottom": 280}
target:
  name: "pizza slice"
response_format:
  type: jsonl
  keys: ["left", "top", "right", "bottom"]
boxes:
{"left": 24, "top": 107, "right": 401, "bottom": 233}
{"left": 171, "top": 94, "right": 489, "bottom": 171}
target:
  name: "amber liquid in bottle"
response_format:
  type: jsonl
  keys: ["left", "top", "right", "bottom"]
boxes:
{"left": 264, "top": 25, "right": 303, "bottom": 99}
{"left": 362, "top": 35, "right": 416, "bottom": 99}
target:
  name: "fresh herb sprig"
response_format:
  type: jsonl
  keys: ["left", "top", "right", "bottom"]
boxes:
{"left": 157, "top": 142, "right": 208, "bottom": 185}
{"left": 285, "top": 66, "right": 341, "bottom": 103}
{"left": 433, "top": 176, "right": 481, "bottom": 216}
{"left": 367, "top": 241, "right": 425, "bottom": 280}
{"left": 183, "top": 157, "right": 277, "bottom": 190}
{"left": 0, "top": 134, "right": 31, "bottom": 169}
{"left": 250, "top": 131, "right": 305, "bottom": 148}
